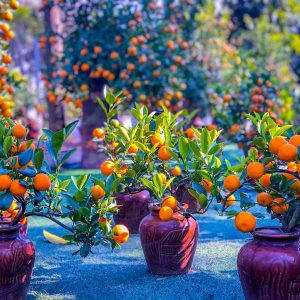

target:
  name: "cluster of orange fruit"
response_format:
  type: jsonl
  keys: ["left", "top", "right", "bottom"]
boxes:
{"left": 0, "top": 123, "right": 51, "bottom": 224}
{"left": 223, "top": 133, "right": 300, "bottom": 233}
{"left": 90, "top": 182, "right": 129, "bottom": 244}
{"left": 0, "top": 0, "right": 19, "bottom": 117}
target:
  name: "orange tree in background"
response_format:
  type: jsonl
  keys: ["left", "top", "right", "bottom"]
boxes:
{"left": 39, "top": 0, "right": 205, "bottom": 168}
{"left": 0, "top": 0, "right": 20, "bottom": 118}
{"left": 208, "top": 51, "right": 294, "bottom": 154}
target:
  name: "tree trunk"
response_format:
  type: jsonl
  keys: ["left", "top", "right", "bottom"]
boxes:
{"left": 43, "top": 4, "right": 65, "bottom": 132}
{"left": 80, "top": 84, "right": 106, "bottom": 169}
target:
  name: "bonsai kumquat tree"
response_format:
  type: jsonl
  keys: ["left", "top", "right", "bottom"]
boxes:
{"left": 220, "top": 112, "right": 300, "bottom": 233}
{"left": 0, "top": 116, "right": 128, "bottom": 257}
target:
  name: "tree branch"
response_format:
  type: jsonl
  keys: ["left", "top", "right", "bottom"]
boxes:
{"left": 23, "top": 212, "right": 75, "bottom": 233}
{"left": 287, "top": 205, "right": 300, "bottom": 232}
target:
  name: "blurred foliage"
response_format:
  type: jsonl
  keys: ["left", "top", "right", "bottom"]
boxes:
{"left": 40, "top": 0, "right": 208, "bottom": 114}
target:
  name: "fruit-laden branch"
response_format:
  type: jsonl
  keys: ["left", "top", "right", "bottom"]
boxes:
{"left": 221, "top": 179, "right": 252, "bottom": 213}
{"left": 269, "top": 169, "right": 300, "bottom": 181}
{"left": 11, "top": 196, "right": 26, "bottom": 226}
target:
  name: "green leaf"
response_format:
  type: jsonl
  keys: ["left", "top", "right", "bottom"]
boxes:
{"left": 18, "top": 149, "right": 33, "bottom": 166}
{"left": 60, "top": 148, "right": 76, "bottom": 166}
{"left": 3, "top": 136, "right": 12, "bottom": 155}
{"left": 105, "top": 93, "right": 115, "bottom": 105}
{"left": 178, "top": 137, "right": 189, "bottom": 162}
{"left": 65, "top": 120, "right": 79, "bottom": 139}
{"left": 51, "top": 129, "right": 65, "bottom": 160}
{"left": 97, "top": 98, "right": 107, "bottom": 115}
{"left": 0, "top": 192, "right": 13, "bottom": 210}
{"left": 80, "top": 244, "right": 91, "bottom": 258}
{"left": 110, "top": 178, "right": 124, "bottom": 194}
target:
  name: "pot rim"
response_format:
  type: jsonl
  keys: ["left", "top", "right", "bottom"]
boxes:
{"left": 0, "top": 221, "right": 21, "bottom": 233}
{"left": 113, "top": 189, "right": 150, "bottom": 197}
{"left": 252, "top": 226, "right": 300, "bottom": 240}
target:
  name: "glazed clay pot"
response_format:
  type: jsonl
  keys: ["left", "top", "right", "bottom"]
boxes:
{"left": 237, "top": 226, "right": 300, "bottom": 300}
{"left": 1, "top": 216, "right": 28, "bottom": 236}
{"left": 139, "top": 204, "right": 199, "bottom": 275}
{"left": 0, "top": 222, "right": 35, "bottom": 300}
{"left": 113, "top": 190, "right": 150, "bottom": 233}
{"left": 175, "top": 184, "right": 200, "bottom": 213}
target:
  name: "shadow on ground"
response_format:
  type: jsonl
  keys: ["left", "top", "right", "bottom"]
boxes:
{"left": 27, "top": 212, "right": 276, "bottom": 300}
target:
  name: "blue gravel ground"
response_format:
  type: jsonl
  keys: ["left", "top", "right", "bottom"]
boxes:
{"left": 27, "top": 145, "right": 279, "bottom": 300}
{"left": 27, "top": 213, "right": 278, "bottom": 300}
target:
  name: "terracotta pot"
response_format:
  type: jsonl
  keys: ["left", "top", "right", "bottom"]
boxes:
{"left": 113, "top": 190, "right": 150, "bottom": 233}
{"left": 237, "top": 226, "right": 300, "bottom": 300}
{"left": 175, "top": 184, "right": 200, "bottom": 212}
{"left": 0, "top": 222, "right": 35, "bottom": 300}
{"left": 139, "top": 204, "right": 199, "bottom": 275}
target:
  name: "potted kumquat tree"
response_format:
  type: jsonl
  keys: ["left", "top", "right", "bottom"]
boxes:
{"left": 138, "top": 111, "right": 224, "bottom": 275}
{"left": 219, "top": 113, "right": 300, "bottom": 300}
{"left": 0, "top": 117, "right": 128, "bottom": 299}
{"left": 94, "top": 91, "right": 196, "bottom": 233}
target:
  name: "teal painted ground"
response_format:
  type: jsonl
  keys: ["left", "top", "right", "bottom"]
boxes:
{"left": 27, "top": 145, "right": 280, "bottom": 299}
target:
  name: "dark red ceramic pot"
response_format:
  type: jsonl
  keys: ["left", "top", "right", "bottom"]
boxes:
{"left": 175, "top": 184, "right": 200, "bottom": 213}
{"left": 237, "top": 226, "right": 300, "bottom": 300}
{"left": 139, "top": 204, "right": 199, "bottom": 275}
{"left": 1, "top": 216, "right": 28, "bottom": 236}
{"left": 113, "top": 190, "right": 151, "bottom": 233}
{"left": 0, "top": 222, "right": 35, "bottom": 300}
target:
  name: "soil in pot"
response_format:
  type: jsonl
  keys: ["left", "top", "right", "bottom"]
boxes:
{"left": 0, "top": 222, "right": 35, "bottom": 300}
{"left": 113, "top": 190, "right": 151, "bottom": 233}
{"left": 139, "top": 204, "right": 199, "bottom": 275}
{"left": 237, "top": 226, "right": 300, "bottom": 300}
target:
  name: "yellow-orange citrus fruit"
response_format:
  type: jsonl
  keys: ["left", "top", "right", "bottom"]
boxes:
{"left": 12, "top": 124, "right": 26, "bottom": 139}
{"left": 10, "top": 179, "right": 27, "bottom": 196}
{"left": 185, "top": 128, "right": 195, "bottom": 139}
{"left": 0, "top": 174, "right": 12, "bottom": 191}
{"left": 157, "top": 173, "right": 167, "bottom": 184}
{"left": 222, "top": 194, "right": 236, "bottom": 207}
{"left": 18, "top": 142, "right": 35, "bottom": 152}
{"left": 33, "top": 173, "right": 51, "bottom": 191}
{"left": 171, "top": 166, "right": 181, "bottom": 176}
{"left": 159, "top": 206, "right": 173, "bottom": 221}
{"left": 93, "top": 128, "right": 105, "bottom": 139}
{"left": 223, "top": 94, "right": 231, "bottom": 102}
{"left": 269, "top": 137, "right": 287, "bottom": 154}
{"left": 257, "top": 192, "right": 273, "bottom": 207}
{"left": 91, "top": 185, "right": 105, "bottom": 200}
{"left": 271, "top": 198, "right": 289, "bottom": 214}
{"left": 224, "top": 175, "right": 240, "bottom": 191}
{"left": 151, "top": 132, "right": 165, "bottom": 147}
{"left": 247, "top": 162, "right": 265, "bottom": 179}
{"left": 100, "top": 161, "right": 115, "bottom": 176}
{"left": 291, "top": 181, "right": 300, "bottom": 194}
{"left": 260, "top": 174, "right": 271, "bottom": 188}
{"left": 112, "top": 224, "right": 129, "bottom": 244}
{"left": 158, "top": 146, "right": 172, "bottom": 161}
{"left": 128, "top": 144, "right": 138, "bottom": 154}
{"left": 162, "top": 195, "right": 177, "bottom": 210}
{"left": 289, "top": 135, "right": 300, "bottom": 147}
{"left": 201, "top": 179, "right": 213, "bottom": 193}
{"left": 277, "top": 143, "right": 298, "bottom": 162}
{"left": 234, "top": 211, "right": 256, "bottom": 233}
